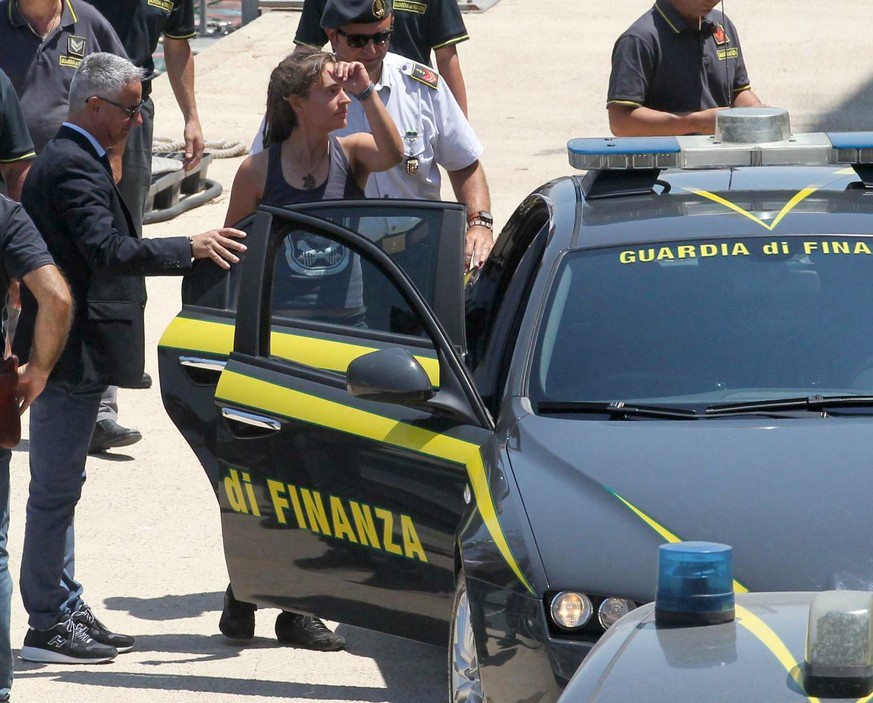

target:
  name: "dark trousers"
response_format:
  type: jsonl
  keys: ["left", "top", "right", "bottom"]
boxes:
{"left": 22, "top": 381, "right": 103, "bottom": 629}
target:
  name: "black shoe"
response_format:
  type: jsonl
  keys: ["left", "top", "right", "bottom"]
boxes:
{"left": 72, "top": 604, "right": 135, "bottom": 653}
{"left": 219, "top": 585, "right": 256, "bottom": 640}
{"left": 275, "top": 612, "right": 345, "bottom": 651}
{"left": 88, "top": 419, "right": 142, "bottom": 454}
{"left": 20, "top": 614, "right": 117, "bottom": 663}
{"left": 133, "top": 372, "right": 152, "bottom": 389}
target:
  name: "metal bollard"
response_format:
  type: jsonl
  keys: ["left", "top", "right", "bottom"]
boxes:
{"left": 198, "top": 0, "right": 207, "bottom": 35}
{"left": 242, "top": 0, "right": 259, "bottom": 24}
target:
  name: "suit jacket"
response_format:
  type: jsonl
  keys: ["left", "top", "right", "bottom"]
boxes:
{"left": 15, "top": 125, "right": 192, "bottom": 387}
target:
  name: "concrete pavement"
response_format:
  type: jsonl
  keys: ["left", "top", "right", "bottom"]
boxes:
{"left": 8, "top": 1, "right": 873, "bottom": 700}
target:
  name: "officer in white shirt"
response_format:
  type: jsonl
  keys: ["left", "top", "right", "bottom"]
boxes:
{"left": 253, "top": 0, "right": 494, "bottom": 269}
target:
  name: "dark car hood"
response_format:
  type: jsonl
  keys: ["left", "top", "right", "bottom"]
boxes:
{"left": 508, "top": 414, "right": 873, "bottom": 600}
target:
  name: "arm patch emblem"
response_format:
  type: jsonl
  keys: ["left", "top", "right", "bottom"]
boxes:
{"left": 406, "top": 62, "right": 440, "bottom": 89}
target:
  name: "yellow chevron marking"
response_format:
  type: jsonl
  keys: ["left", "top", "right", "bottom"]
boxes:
{"left": 689, "top": 187, "right": 818, "bottom": 231}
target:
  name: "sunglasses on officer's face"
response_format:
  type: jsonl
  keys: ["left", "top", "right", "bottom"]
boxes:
{"left": 336, "top": 27, "right": 393, "bottom": 48}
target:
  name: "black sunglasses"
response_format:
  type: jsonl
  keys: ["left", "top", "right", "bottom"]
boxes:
{"left": 91, "top": 96, "right": 145, "bottom": 119}
{"left": 336, "top": 27, "right": 393, "bottom": 49}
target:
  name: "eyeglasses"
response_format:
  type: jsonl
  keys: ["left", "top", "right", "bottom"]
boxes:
{"left": 91, "top": 96, "right": 145, "bottom": 119}
{"left": 336, "top": 27, "right": 393, "bottom": 49}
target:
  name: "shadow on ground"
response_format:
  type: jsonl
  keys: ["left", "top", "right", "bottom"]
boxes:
{"left": 14, "top": 628, "right": 443, "bottom": 701}
{"left": 15, "top": 669, "right": 414, "bottom": 700}
{"left": 810, "top": 79, "right": 873, "bottom": 131}
{"left": 105, "top": 591, "right": 224, "bottom": 621}
{"left": 25, "top": 592, "right": 444, "bottom": 701}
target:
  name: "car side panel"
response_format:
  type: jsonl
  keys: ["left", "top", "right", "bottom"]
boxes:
{"left": 214, "top": 356, "right": 492, "bottom": 644}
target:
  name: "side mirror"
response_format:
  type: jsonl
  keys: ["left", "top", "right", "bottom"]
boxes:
{"left": 347, "top": 347, "right": 435, "bottom": 405}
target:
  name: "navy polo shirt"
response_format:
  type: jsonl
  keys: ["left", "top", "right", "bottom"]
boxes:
{"left": 607, "top": 1, "right": 751, "bottom": 113}
{"left": 0, "top": 195, "right": 54, "bottom": 347}
{"left": 294, "top": 0, "right": 468, "bottom": 66}
{"left": 0, "top": 68, "right": 35, "bottom": 165}
{"left": 84, "top": 0, "right": 196, "bottom": 98}
{"left": 0, "top": 0, "right": 127, "bottom": 153}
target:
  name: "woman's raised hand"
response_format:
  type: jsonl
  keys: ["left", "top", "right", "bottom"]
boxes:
{"left": 330, "top": 61, "right": 371, "bottom": 96}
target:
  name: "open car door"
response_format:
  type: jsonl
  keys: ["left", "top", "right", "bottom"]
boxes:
{"left": 158, "top": 201, "right": 491, "bottom": 643}
{"left": 158, "top": 200, "right": 469, "bottom": 493}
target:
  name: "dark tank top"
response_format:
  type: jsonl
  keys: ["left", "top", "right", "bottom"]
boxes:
{"left": 263, "top": 134, "right": 364, "bottom": 316}
{"left": 262, "top": 133, "right": 365, "bottom": 204}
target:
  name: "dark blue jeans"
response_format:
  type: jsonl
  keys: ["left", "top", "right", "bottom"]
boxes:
{"left": 0, "top": 448, "right": 12, "bottom": 698}
{"left": 21, "top": 381, "right": 103, "bottom": 630}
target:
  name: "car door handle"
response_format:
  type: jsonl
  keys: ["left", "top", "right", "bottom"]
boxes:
{"left": 221, "top": 407, "right": 282, "bottom": 431}
{"left": 180, "top": 356, "right": 227, "bottom": 373}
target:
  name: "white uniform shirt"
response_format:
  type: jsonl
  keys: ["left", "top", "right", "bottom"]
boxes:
{"left": 251, "top": 52, "right": 482, "bottom": 201}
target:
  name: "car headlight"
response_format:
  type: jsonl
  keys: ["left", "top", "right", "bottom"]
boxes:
{"left": 546, "top": 592, "right": 639, "bottom": 636}
{"left": 550, "top": 592, "right": 592, "bottom": 630}
{"left": 598, "top": 597, "right": 633, "bottom": 629}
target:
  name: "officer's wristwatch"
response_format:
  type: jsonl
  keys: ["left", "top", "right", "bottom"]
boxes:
{"left": 467, "top": 210, "right": 494, "bottom": 230}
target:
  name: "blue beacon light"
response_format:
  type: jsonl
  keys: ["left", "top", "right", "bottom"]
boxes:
{"left": 655, "top": 542, "right": 735, "bottom": 627}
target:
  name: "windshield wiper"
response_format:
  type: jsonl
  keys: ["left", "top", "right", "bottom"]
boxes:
{"left": 705, "top": 395, "right": 873, "bottom": 416}
{"left": 537, "top": 401, "right": 699, "bottom": 419}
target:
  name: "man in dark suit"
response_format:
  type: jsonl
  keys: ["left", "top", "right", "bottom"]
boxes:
{"left": 13, "top": 52, "right": 246, "bottom": 664}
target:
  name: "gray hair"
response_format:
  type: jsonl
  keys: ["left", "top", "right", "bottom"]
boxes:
{"left": 68, "top": 53, "right": 145, "bottom": 116}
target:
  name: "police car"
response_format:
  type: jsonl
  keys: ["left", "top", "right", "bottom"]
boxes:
{"left": 158, "top": 108, "right": 873, "bottom": 703}
{"left": 558, "top": 542, "right": 873, "bottom": 703}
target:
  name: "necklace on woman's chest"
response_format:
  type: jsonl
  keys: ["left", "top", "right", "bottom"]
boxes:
{"left": 286, "top": 140, "right": 330, "bottom": 190}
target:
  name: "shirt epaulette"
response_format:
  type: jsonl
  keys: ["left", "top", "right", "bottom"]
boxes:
{"left": 402, "top": 61, "right": 440, "bottom": 90}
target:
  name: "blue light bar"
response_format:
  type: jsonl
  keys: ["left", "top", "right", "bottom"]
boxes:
{"left": 568, "top": 137, "right": 682, "bottom": 155}
{"left": 827, "top": 132, "right": 873, "bottom": 165}
{"left": 826, "top": 132, "right": 873, "bottom": 150}
{"left": 568, "top": 137, "right": 681, "bottom": 170}
{"left": 567, "top": 112, "right": 873, "bottom": 174}
{"left": 655, "top": 541, "right": 735, "bottom": 627}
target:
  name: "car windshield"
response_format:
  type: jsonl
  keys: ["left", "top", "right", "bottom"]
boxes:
{"left": 531, "top": 236, "right": 873, "bottom": 411}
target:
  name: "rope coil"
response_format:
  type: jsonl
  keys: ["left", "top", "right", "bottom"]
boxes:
{"left": 152, "top": 136, "right": 249, "bottom": 160}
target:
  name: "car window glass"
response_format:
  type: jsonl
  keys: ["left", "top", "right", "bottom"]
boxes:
{"left": 184, "top": 204, "right": 465, "bottom": 365}
{"left": 183, "top": 214, "right": 255, "bottom": 311}
{"left": 531, "top": 236, "right": 873, "bottom": 408}
{"left": 466, "top": 197, "right": 550, "bottom": 371}
{"left": 268, "top": 219, "right": 424, "bottom": 337}
{"left": 213, "top": 207, "right": 449, "bottom": 314}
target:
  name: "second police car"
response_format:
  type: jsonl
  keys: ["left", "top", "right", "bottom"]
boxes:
{"left": 158, "top": 108, "right": 873, "bottom": 703}
{"left": 558, "top": 542, "right": 873, "bottom": 703}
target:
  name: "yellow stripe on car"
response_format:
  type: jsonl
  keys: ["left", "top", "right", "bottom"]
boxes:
{"left": 609, "top": 489, "right": 749, "bottom": 593}
{"left": 735, "top": 604, "right": 820, "bottom": 703}
{"left": 216, "top": 369, "right": 535, "bottom": 595}
{"left": 159, "top": 315, "right": 440, "bottom": 384}
{"left": 159, "top": 315, "right": 234, "bottom": 356}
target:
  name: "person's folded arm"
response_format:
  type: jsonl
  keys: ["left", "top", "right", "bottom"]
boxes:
{"left": 733, "top": 88, "right": 762, "bottom": 107}
{"left": 608, "top": 103, "right": 725, "bottom": 136}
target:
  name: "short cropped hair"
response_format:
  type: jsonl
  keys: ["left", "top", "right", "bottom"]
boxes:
{"left": 68, "top": 52, "right": 145, "bottom": 116}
